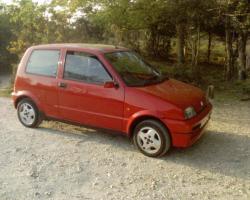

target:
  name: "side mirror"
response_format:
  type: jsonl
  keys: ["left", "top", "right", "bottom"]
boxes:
{"left": 104, "top": 81, "right": 118, "bottom": 88}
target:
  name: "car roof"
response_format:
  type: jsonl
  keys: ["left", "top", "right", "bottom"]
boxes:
{"left": 31, "top": 43, "right": 128, "bottom": 53}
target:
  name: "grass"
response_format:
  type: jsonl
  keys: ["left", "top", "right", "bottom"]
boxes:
{"left": 0, "top": 87, "right": 12, "bottom": 97}
{"left": 217, "top": 79, "right": 250, "bottom": 101}
{"left": 0, "top": 70, "right": 14, "bottom": 97}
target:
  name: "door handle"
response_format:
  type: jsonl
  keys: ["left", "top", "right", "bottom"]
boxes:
{"left": 58, "top": 82, "right": 67, "bottom": 88}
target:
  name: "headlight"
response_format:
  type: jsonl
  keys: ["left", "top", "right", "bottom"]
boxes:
{"left": 184, "top": 106, "right": 197, "bottom": 119}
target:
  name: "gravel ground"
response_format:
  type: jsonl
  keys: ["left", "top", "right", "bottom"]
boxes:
{"left": 0, "top": 97, "right": 249, "bottom": 200}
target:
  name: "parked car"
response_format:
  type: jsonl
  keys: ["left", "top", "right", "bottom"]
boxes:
{"left": 12, "top": 44, "right": 212, "bottom": 157}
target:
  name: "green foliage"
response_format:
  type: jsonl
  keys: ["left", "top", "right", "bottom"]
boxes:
{"left": 7, "top": 0, "right": 49, "bottom": 55}
{"left": 0, "top": 4, "right": 17, "bottom": 72}
{"left": 235, "top": 79, "right": 250, "bottom": 94}
{"left": 0, "top": 0, "right": 249, "bottom": 84}
{"left": 0, "top": 87, "right": 12, "bottom": 97}
{"left": 148, "top": 60, "right": 195, "bottom": 83}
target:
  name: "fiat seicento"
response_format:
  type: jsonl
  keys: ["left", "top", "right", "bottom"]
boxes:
{"left": 12, "top": 44, "right": 212, "bottom": 157}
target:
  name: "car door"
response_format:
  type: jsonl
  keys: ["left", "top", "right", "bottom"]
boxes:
{"left": 58, "top": 49, "right": 125, "bottom": 131}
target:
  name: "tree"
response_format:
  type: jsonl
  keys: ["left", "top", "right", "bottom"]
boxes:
{"left": 217, "top": 0, "right": 250, "bottom": 81}
{"left": 0, "top": 3, "right": 17, "bottom": 72}
{"left": 166, "top": 0, "right": 189, "bottom": 65}
{"left": 234, "top": 0, "right": 250, "bottom": 80}
{"left": 7, "top": 0, "right": 49, "bottom": 56}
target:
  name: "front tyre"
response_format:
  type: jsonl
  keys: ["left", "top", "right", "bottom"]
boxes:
{"left": 133, "top": 120, "right": 171, "bottom": 157}
{"left": 17, "top": 98, "right": 42, "bottom": 128}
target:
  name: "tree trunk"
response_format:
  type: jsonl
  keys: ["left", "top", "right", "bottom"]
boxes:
{"left": 191, "top": 34, "right": 197, "bottom": 66}
{"left": 225, "top": 17, "right": 234, "bottom": 81}
{"left": 150, "top": 26, "right": 157, "bottom": 57}
{"left": 176, "top": 23, "right": 185, "bottom": 65}
{"left": 195, "top": 24, "right": 201, "bottom": 67}
{"left": 238, "top": 30, "right": 248, "bottom": 80}
{"left": 193, "top": 24, "right": 201, "bottom": 79}
{"left": 207, "top": 32, "right": 212, "bottom": 63}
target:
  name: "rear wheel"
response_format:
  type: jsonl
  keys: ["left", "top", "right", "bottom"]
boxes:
{"left": 133, "top": 120, "right": 171, "bottom": 157}
{"left": 17, "top": 98, "right": 42, "bottom": 128}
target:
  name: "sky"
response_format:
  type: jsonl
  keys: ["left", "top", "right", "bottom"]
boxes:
{"left": 1, "top": 0, "right": 51, "bottom": 5}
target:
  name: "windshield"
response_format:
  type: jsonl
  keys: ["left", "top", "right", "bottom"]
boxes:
{"left": 105, "top": 51, "right": 167, "bottom": 86}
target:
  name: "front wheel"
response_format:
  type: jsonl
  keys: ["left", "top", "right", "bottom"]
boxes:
{"left": 17, "top": 98, "right": 42, "bottom": 128}
{"left": 133, "top": 120, "right": 171, "bottom": 157}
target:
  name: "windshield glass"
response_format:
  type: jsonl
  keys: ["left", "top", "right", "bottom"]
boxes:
{"left": 105, "top": 51, "right": 167, "bottom": 86}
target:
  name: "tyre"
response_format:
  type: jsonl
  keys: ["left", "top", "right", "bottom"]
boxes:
{"left": 17, "top": 98, "right": 42, "bottom": 128}
{"left": 133, "top": 120, "right": 171, "bottom": 157}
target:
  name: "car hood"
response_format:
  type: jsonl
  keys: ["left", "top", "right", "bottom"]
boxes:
{"left": 136, "top": 79, "right": 206, "bottom": 112}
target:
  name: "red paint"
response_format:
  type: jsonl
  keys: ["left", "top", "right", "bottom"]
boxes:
{"left": 12, "top": 44, "right": 212, "bottom": 148}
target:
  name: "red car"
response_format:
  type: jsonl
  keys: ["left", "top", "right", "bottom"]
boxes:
{"left": 12, "top": 44, "right": 212, "bottom": 157}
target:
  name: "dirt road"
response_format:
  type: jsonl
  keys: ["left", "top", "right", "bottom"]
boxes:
{"left": 0, "top": 97, "right": 249, "bottom": 200}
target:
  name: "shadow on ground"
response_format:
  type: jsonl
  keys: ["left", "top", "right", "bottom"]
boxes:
{"left": 38, "top": 124, "right": 250, "bottom": 181}
{"left": 165, "top": 131, "right": 250, "bottom": 181}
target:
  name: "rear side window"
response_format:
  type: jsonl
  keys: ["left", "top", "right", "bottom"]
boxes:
{"left": 26, "top": 50, "right": 60, "bottom": 77}
{"left": 64, "top": 51, "right": 112, "bottom": 84}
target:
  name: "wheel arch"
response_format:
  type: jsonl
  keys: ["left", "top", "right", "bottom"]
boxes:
{"left": 128, "top": 114, "right": 171, "bottom": 140}
{"left": 15, "top": 95, "right": 29, "bottom": 108}
{"left": 15, "top": 94, "right": 44, "bottom": 128}
{"left": 14, "top": 92, "right": 41, "bottom": 110}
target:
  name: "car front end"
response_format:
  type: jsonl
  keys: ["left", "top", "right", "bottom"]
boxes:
{"left": 162, "top": 101, "right": 212, "bottom": 147}
{"left": 105, "top": 50, "right": 213, "bottom": 150}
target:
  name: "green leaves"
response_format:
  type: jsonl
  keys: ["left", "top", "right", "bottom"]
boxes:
{"left": 0, "top": 0, "right": 249, "bottom": 75}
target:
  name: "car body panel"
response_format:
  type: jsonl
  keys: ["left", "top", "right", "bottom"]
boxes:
{"left": 55, "top": 47, "right": 125, "bottom": 131}
{"left": 163, "top": 103, "right": 212, "bottom": 147}
{"left": 136, "top": 79, "right": 207, "bottom": 112}
{"left": 12, "top": 43, "right": 213, "bottom": 148}
{"left": 12, "top": 47, "right": 61, "bottom": 118}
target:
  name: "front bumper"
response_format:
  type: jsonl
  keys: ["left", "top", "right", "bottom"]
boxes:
{"left": 163, "top": 103, "right": 212, "bottom": 148}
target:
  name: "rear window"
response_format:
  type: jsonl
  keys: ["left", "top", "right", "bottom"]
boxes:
{"left": 26, "top": 50, "right": 60, "bottom": 77}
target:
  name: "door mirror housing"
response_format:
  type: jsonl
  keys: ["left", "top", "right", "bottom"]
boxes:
{"left": 104, "top": 81, "right": 118, "bottom": 88}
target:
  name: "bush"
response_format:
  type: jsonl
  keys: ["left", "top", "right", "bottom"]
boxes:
{"left": 168, "top": 65, "right": 194, "bottom": 82}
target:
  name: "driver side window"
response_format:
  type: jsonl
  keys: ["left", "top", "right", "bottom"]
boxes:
{"left": 64, "top": 51, "right": 112, "bottom": 84}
